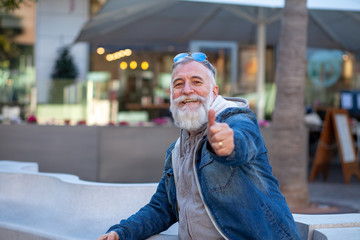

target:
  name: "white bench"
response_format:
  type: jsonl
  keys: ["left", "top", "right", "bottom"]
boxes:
{"left": 1, "top": 160, "right": 360, "bottom": 240}
{"left": 294, "top": 213, "right": 360, "bottom": 240}
{"left": 0, "top": 160, "right": 177, "bottom": 240}
{"left": 313, "top": 227, "right": 360, "bottom": 240}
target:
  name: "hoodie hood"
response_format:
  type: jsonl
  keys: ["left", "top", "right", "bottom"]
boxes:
{"left": 224, "top": 97, "right": 249, "bottom": 108}
{"left": 210, "top": 95, "right": 249, "bottom": 117}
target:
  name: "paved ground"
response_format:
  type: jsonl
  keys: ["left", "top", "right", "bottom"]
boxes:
{"left": 306, "top": 164, "right": 360, "bottom": 214}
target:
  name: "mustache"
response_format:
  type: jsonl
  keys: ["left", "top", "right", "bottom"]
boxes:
{"left": 172, "top": 95, "right": 206, "bottom": 105}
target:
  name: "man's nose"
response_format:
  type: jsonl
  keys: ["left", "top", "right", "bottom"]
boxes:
{"left": 182, "top": 82, "right": 194, "bottom": 95}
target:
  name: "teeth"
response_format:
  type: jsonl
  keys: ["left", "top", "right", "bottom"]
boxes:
{"left": 183, "top": 99, "right": 196, "bottom": 104}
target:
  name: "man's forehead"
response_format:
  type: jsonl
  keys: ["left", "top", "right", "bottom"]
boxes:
{"left": 172, "top": 61, "right": 211, "bottom": 79}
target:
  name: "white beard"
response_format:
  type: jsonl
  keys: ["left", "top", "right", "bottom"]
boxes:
{"left": 170, "top": 91, "right": 214, "bottom": 132}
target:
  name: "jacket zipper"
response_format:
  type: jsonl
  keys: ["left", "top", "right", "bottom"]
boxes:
{"left": 192, "top": 139, "right": 229, "bottom": 240}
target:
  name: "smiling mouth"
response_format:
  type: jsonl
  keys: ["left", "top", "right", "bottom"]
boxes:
{"left": 182, "top": 99, "right": 198, "bottom": 104}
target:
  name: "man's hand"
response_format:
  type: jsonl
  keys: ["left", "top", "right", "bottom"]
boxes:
{"left": 97, "top": 231, "right": 119, "bottom": 240}
{"left": 207, "top": 109, "right": 234, "bottom": 156}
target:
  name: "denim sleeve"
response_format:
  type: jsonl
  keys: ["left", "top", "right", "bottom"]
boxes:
{"left": 106, "top": 177, "right": 177, "bottom": 240}
{"left": 209, "top": 110, "right": 262, "bottom": 166}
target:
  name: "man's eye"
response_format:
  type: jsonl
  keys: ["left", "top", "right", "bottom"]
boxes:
{"left": 174, "top": 83, "right": 183, "bottom": 88}
{"left": 194, "top": 81, "right": 202, "bottom": 85}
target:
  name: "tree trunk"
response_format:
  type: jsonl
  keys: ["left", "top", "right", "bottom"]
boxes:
{"left": 270, "top": 0, "right": 310, "bottom": 209}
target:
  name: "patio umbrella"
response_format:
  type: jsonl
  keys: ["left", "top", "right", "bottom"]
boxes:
{"left": 75, "top": 0, "right": 360, "bottom": 119}
{"left": 76, "top": 0, "right": 360, "bottom": 52}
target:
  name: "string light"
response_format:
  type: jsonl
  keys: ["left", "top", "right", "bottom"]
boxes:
{"left": 130, "top": 61, "right": 137, "bottom": 69}
{"left": 106, "top": 54, "right": 114, "bottom": 61}
{"left": 124, "top": 49, "right": 132, "bottom": 56}
{"left": 97, "top": 47, "right": 105, "bottom": 55}
{"left": 120, "top": 61, "right": 128, "bottom": 70}
{"left": 105, "top": 49, "right": 132, "bottom": 61}
{"left": 141, "top": 61, "right": 149, "bottom": 70}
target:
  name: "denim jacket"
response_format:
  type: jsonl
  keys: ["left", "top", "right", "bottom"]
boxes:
{"left": 107, "top": 107, "right": 301, "bottom": 240}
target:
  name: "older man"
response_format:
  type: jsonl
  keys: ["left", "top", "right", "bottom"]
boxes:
{"left": 97, "top": 52, "right": 300, "bottom": 240}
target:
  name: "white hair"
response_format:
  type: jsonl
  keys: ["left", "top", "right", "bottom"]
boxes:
{"left": 171, "top": 57, "right": 216, "bottom": 90}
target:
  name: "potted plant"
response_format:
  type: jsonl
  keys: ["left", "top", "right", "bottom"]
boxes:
{"left": 49, "top": 46, "right": 78, "bottom": 103}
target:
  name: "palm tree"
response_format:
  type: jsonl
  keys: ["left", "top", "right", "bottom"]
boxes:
{"left": 269, "top": 0, "right": 310, "bottom": 209}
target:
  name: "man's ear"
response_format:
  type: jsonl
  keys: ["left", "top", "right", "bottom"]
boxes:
{"left": 212, "top": 85, "right": 219, "bottom": 99}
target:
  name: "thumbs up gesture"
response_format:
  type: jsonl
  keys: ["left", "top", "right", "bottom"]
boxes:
{"left": 207, "top": 109, "right": 234, "bottom": 156}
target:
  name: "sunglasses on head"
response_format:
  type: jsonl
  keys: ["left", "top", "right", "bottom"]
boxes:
{"left": 173, "top": 52, "right": 208, "bottom": 63}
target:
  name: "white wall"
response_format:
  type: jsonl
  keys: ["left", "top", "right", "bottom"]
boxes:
{"left": 0, "top": 124, "right": 180, "bottom": 182}
{"left": 35, "top": 0, "right": 89, "bottom": 103}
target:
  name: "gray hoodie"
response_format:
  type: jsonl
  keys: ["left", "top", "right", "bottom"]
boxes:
{"left": 172, "top": 96, "right": 248, "bottom": 239}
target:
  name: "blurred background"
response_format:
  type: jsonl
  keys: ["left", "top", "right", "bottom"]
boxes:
{"left": 0, "top": 0, "right": 360, "bottom": 191}
{"left": 1, "top": 0, "right": 359, "bottom": 126}
{"left": 1, "top": 4, "right": 360, "bottom": 240}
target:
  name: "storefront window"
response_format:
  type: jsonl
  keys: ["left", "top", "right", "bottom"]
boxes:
{"left": 305, "top": 49, "right": 356, "bottom": 112}
{"left": 0, "top": 3, "right": 35, "bottom": 123}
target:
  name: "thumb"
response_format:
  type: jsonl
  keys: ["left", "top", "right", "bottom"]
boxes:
{"left": 108, "top": 231, "right": 119, "bottom": 240}
{"left": 208, "top": 109, "right": 216, "bottom": 127}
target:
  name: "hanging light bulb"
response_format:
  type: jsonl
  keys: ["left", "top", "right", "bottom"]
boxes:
{"left": 106, "top": 54, "right": 113, "bottom": 61}
{"left": 120, "top": 61, "right": 128, "bottom": 70}
{"left": 124, "top": 49, "right": 132, "bottom": 56}
{"left": 97, "top": 47, "right": 105, "bottom": 55}
{"left": 141, "top": 61, "right": 149, "bottom": 70}
{"left": 130, "top": 61, "right": 137, "bottom": 69}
